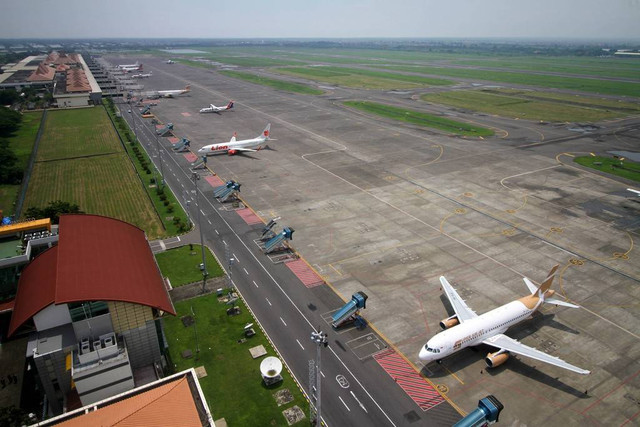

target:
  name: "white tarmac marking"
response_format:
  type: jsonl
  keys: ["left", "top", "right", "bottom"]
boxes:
{"left": 253, "top": 280, "right": 259, "bottom": 288}
{"left": 339, "top": 396, "right": 351, "bottom": 411}
{"left": 350, "top": 391, "right": 368, "bottom": 413}
{"left": 215, "top": 229, "right": 219, "bottom": 235}
{"left": 280, "top": 317, "right": 287, "bottom": 326}
{"left": 296, "top": 339, "right": 305, "bottom": 350}
{"left": 243, "top": 268, "right": 249, "bottom": 275}
{"left": 265, "top": 298, "right": 272, "bottom": 306}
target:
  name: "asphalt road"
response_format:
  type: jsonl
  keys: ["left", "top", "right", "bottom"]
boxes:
{"left": 119, "top": 105, "right": 461, "bottom": 426}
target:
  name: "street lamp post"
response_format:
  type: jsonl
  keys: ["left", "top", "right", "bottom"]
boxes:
{"left": 310, "top": 330, "right": 328, "bottom": 426}
{"left": 192, "top": 172, "right": 208, "bottom": 293}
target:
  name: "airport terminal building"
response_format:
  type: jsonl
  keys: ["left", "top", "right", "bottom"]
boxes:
{"left": 0, "top": 51, "right": 102, "bottom": 107}
{"left": 6, "top": 214, "right": 175, "bottom": 415}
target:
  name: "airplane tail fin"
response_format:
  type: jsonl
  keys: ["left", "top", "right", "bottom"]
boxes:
{"left": 530, "top": 264, "right": 579, "bottom": 308}
{"left": 259, "top": 123, "right": 271, "bottom": 140}
{"left": 184, "top": 85, "right": 191, "bottom": 92}
{"left": 227, "top": 101, "right": 234, "bottom": 110}
{"left": 534, "top": 264, "right": 559, "bottom": 296}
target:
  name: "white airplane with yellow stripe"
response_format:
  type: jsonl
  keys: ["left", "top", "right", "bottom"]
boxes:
{"left": 419, "top": 265, "right": 590, "bottom": 374}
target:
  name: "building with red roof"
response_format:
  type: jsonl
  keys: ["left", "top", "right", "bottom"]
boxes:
{"left": 9, "top": 214, "right": 175, "bottom": 415}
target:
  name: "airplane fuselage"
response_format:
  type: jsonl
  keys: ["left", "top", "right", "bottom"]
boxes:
{"left": 420, "top": 300, "right": 538, "bottom": 361}
{"left": 198, "top": 138, "right": 264, "bottom": 155}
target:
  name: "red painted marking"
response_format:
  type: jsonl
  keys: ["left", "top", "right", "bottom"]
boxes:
{"left": 168, "top": 137, "right": 180, "bottom": 144}
{"left": 155, "top": 124, "right": 164, "bottom": 129}
{"left": 183, "top": 153, "right": 198, "bottom": 163}
{"left": 205, "top": 176, "right": 224, "bottom": 187}
{"left": 181, "top": 112, "right": 191, "bottom": 117}
{"left": 285, "top": 260, "right": 323, "bottom": 288}
{"left": 373, "top": 349, "right": 445, "bottom": 411}
{"left": 236, "top": 208, "right": 263, "bottom": 225}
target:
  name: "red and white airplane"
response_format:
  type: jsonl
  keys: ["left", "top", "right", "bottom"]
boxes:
{"left": 199, "top": 101, "right": 234, "bottom": 114}
{"left": 118, "top": 61, "right": 142, "bottom": 72}
{"left": 419, "top": 265, "right": 590, "bottom": 374}
{"left": 131, "top": 71, "right": 152, "bottom": 79}
{"left": 157, "top": 85, "right": 191, "bottom": 98}
{"left": 197, "top": 124, "right": 271, "bottom": 155}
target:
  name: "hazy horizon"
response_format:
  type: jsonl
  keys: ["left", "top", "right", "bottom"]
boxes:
{"left": 1, "top": 0, "right": 639, "bottom": 40}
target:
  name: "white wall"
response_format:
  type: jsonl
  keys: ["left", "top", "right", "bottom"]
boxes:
{"left": 33, "top": 304, "right": 71, "bottom": 332}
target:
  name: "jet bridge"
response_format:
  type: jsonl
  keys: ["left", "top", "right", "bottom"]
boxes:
{"left": 190, "top": 155, "right": 207, "bottom": 169}
{"left": 216, "top": 182, "right": 241, "bottom": 203}
{"left": 331, "top": 292, "right": 368, "bottom": 329}
{"left": 264, "top": 227, "right": 294, "bottom": 254}
{"left": 156, "top": 123, "right": 174, "bottom": 136}
{"left": 213, "top": 180, "right": 236, "bottom": 198}
{"left": 173, "top": 138, "right": 191, "bottom": 151}
{"left": 140, "top": 105, "right": 151, "bottom": 115}
{"left": 260, "top": 217, "right": 281, "bottom": 241}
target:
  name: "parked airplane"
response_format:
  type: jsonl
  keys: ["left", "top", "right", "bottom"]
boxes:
{"left": 166, "top": 59, "right": 175, "bottom": 64}
{"left": 199, "top": 101, "right": 234, "bottom": 114}
{"left": 418, "top": 265, "right": 590, "bottom": 374}
{"left": 197, "top": 123, "right": 271, "bottom": 155}
{"left": 157, "top": 85, "right": 191, "bottom": 98}
{"left": 118, "top": 62, "right": 142, "bottom": 72}
{"left": 131, "top": 71, "right": 153, "bottom": 79}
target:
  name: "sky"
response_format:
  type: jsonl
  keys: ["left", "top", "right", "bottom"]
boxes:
{"left": 1, "top": 0, "right": 639, "bottom": 40}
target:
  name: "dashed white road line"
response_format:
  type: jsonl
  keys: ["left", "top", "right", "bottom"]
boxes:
{"left": 280, "top": 317, "right": 287, "bottom": 326}
{"left": 253, "top": 280, "right": 259, "bottom": 288}
{"left": 296, "top": 339, "right": 305, "bottom": 350}
{"left": 243, "top": 268, "right": 249, "bottom": 275}
{"left": 215, "top": 229, "right": 219, "bottom": 235}
{"left": 339, "top": 396, "right": 351, "bottom": 412}
{"left": 265, "top": 298, "right": 272, "bottom": 306}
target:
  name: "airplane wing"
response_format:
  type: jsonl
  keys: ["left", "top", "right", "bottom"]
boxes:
{"left": 233, "top": 148, "right": 257, "bottom": 152}
{"left": 483, "top": 333, "right": 590, "bottom": 374}
{"left": 439, "top": 276, "right": 477, "bottom": 322}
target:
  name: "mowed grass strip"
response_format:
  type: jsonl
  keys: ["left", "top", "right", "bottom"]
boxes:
{"left": 384, "top": 65, "right": 640, "bottom": 98}
{"left": 23, "top": 153, "right": 164, "bottom": 237}
{"left": 164, "top": 293, "right": 309, "bottom": 426}
{"left": 421, "top": 89, "right": 640, "bottom": 122}
{"left": 155, "top": 244, "right": 224, "bottom": 287}
{"left": 344, "top": 101, "right": 493, "bottom": 137}
{"left": 219, "top": 70, "right": 323, "bottom": 95}
{"left": 0, "top": 111, "right": 42, "bottom": 216}
{"left": 275, "top": 66, "right": 453, "bottom": 89}
{"left": 37, "top": 108, "right": 123, "bottom": 161}
{"left": 574, "top": 156, "right": 640, "bottom": 183}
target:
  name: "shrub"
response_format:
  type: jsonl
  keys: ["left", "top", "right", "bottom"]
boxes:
{"left": 167, "top": 205, "right": 174, "bottom": 213}
{"left": 163, "top": 200, "right": 170, "bottom": 206}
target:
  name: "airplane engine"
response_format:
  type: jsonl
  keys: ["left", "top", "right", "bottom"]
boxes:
{"left": 439, "top": 315, "right": 459, "bottom": 330}
{"left": 485, "top": 351, "right": 509, "bottom": 368}
{"left": 228, "top": 150, "right": 237, "bottom": 155}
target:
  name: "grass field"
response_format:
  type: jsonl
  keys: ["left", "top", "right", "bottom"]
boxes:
{"left": 164, "top": 293, "right": 309, "bottom": 426}
{"left": 384, "top": 65, "right": 640, "bottom": 98}
{"left": 0, "top": 112, "right": 42, "bottom": 216}
{"left": 453, "top": 58, "right": 640, "bottom": 81}
{"left": 275, "top": 66, "right": 453, "bottom": 90}
{"left": 344, "top": 101, "right": 494, "bottom": 137}
{"left": 22, "top": 107, "right": 165, "bottom": 238}
{"left": 155, "top": 244, "right": 224, "bottom": 287}
{"left": 574, "top": 156, "right": 640, "bottom": 183}
{"left": 36, "top": 109, "right": 122, "bottom": 161}
{"left": 219, "top": 70, "right": 324, "bottom": 95}
{"left": 421, "top": 89, "right": 640, "bottom": 122}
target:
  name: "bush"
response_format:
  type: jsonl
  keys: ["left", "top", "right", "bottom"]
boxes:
{"left": 167, "top": 205, "right": 174, "bottom": 213}
{"left": 163, "top": 200, "right": 170, "bottom": 206}
{"left": 145, "top": 169, "right": 151, "bottom": 174}
{"left": 159, "top": 193, "right": 167, "bottom": 201}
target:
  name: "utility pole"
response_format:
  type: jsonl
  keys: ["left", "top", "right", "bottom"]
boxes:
{"left": 310, "top": 330, "right": 328, "bottom": 426}
{"left": 192, "top": 172, "right": 208, "bottom": 293}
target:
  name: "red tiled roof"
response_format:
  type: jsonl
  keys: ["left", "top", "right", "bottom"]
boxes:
{"left": 8, "top": 215, "right": 175, "bottom": 336}
{"left": 66, "top": 68, "right": 91, "bottom": 92}
{"left": 58, "top": 376, "right": 202, "bottom": 427}
{"left": 27, "top": 63, "right": 55, "bottom": 82}
{"left": 8, "top": 247, "right": 58, "bottom": 335}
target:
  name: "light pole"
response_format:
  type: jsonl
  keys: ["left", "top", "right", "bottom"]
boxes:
{"left": 192, "top": 172, "right": 208, "bottom": 293}
{"left": 310, "top": 330, "right": 328, "bottom": 426}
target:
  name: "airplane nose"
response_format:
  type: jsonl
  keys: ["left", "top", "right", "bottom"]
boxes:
{"left": 418, "top": 347, "right": 429, "bottom": 361}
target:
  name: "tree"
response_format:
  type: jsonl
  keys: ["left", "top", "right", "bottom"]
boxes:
{"left": 0, "top": 405, "right": 33, "bottom": 426}
{"left": 0, "top": 106, "right": 21, "bottom": 137}
{"left": 0, "top": 89, "right": 21, "bottom": 106}
{"left": 0, "top": 139, "right": 22, "bottom": 184}
{"left": 24, "top": 200, "right": 83, "bottom": 224}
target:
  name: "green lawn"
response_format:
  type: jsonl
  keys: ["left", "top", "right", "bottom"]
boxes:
{"left": 22, "top": 107, "right": 166, "bottom": 238}
{"left": 574, "top": 156, "right": 640, "bottom": 183}
{"left": 219, "top": 70, "right": 324, "bottom": 95}
{"left": 344, "top": 101, "right": 494, "bottom": 137}
{"left": 104, "top": 102, "right": 190, "bottom": 237}
{"left": 155, "top": 244, "right": 224, "bottom": 287}
{"left": 274, "top": 66, "right": 453, "bottom": 90}
{"left": 164, "top": 293, "right": 309, "bottom": 426}
{"left": 37, "top": 108, "right": 122, "bottom": 161}
{"left": 421, "top": 89, "right": 640, "bottom": 122}
{"left": 0, "top": 112, "right": 42, "bottom": 217}
{"left": 384, "top": 65, "right": 640, "bottom": 98}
